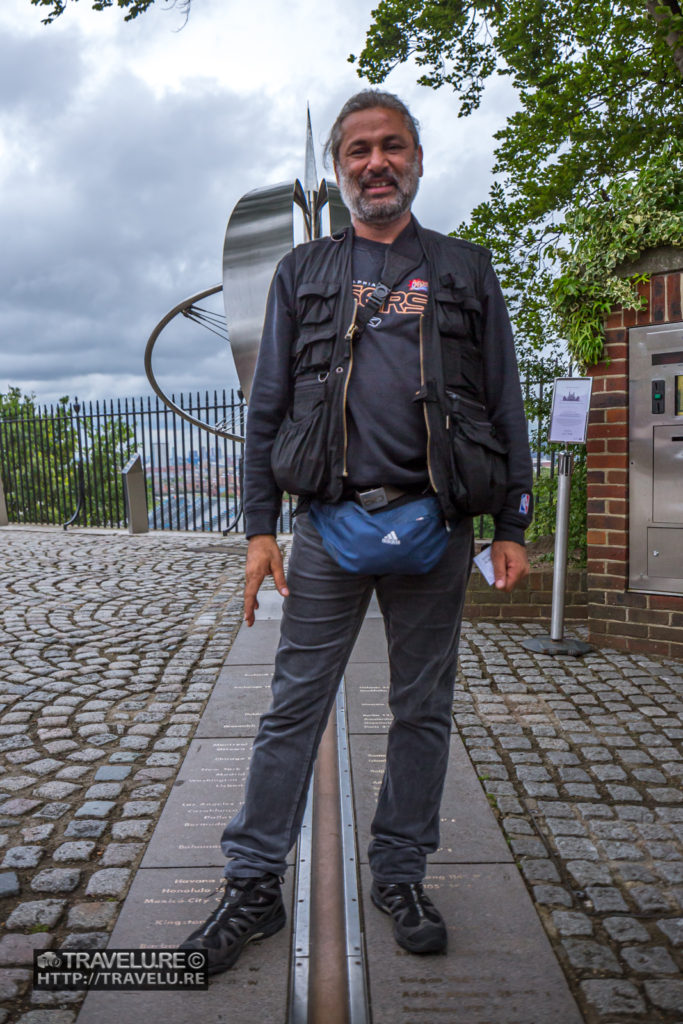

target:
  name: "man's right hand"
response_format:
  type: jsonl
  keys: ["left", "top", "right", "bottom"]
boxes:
{"left": 243, "top": 534, "right": 290, "bottom": 627}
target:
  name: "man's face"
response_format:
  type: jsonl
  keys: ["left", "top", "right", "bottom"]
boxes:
{"left": 334, "top": 107, "right": 423, "bottom": 226}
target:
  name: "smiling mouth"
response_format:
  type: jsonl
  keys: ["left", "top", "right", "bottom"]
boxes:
{"left": 362, "top": 179, "right": 396, "bottom": 195}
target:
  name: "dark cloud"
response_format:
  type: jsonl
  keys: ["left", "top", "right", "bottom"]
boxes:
{"left": 1, "top": 42, "right": 286, "bottom": 403}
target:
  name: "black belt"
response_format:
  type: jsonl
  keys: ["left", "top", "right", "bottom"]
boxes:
{"left": 348, "top": 485, "right": 428, "bottom": 512}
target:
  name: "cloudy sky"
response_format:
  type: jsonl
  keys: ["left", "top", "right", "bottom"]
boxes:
{"left": 1, "top": 0, "right": 516, "bottom": 406}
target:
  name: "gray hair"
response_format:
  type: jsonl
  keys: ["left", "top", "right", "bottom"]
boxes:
{"left": 324, "top": 90, "right": 421, "bottom": 167}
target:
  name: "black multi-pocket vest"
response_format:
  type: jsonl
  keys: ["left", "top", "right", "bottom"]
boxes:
{"left": 270, "top": 219, "right": 506, "bottom": 522}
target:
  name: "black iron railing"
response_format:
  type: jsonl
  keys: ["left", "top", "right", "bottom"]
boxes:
{"left": 0, "top": 381, "right": 561, "bottom": 534}
{"left": 0, "top": 391, "right": 293, "bottom": 533}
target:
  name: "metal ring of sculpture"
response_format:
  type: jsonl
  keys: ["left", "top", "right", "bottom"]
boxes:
{"left": 143, "top": 284, "right": 244, "bottom": 441}
{"left": 144, "top": 111, "right": 350, "bottom": 436}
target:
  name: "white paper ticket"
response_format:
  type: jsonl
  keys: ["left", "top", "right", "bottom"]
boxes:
{"left": 473, "top": 545, "right": 496, "bottom": 586}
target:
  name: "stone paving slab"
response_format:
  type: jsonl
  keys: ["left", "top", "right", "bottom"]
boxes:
{"left": 347, "top": 619, "right": 390, "bottom": 664}
{"left": 360, "top": 863, "right": 583, "bottom": 1024}
{"left": 350, "top": 734, "right": 513, "bottom": 865}
{"left": 344, "top": 662, "right": 456, "bottom": 734}
{"left": 344, "top": 664, "right": 395, "bottom": 735}
{"left": 140, "top": 739, "right": 252, "bottom": 869}
{"left": 250, "top": 591, "right": 285, "bottom": 619}
{"left": 140, "top": 735, "right": 295, "bottom": 870}
{"left": 76, "top": 868, "right": 294, "bottom": 1024}
{"left": 225, "top": 600, "right": 388, "bottom": 664}
{"left": 250, "top": 589, "right": 382, "bottom": 621}
{"left": 251, "top": 590, "right": 384, "bottom": 621}
{"left": 194, "top": 666, "right": 272, "bottom": 739}
{"left": 224, "top": 621, "right": 282, "bottom": 665}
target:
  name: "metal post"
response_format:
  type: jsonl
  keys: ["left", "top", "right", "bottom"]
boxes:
{"left": 522, "top": 448, "right": 592, "bottom": 657}
{"left": 550, "top": 451, "right": 572, "bottom": 640}
{"left": 0, "top": 470, "right": 8, "bottom": 526}
{"left": 122, "top": 453, "right": 149, "bottom": 534}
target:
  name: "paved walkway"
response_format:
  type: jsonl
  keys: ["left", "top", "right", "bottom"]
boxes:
{"left": 0, "top": 527, "right": 249, "bottom": 1021}
{"left": 0, "top": 527, "right": 682, "bottom": 1023}
{"left": 455, "top": 622, "right": 683, "bottom": 1022}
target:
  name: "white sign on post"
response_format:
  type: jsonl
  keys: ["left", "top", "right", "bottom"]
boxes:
{"left": 519, "top": 376, "right": 594, "bottom": 655}
{"left": 548, "top": 377, "right": 593, "bottom": 444}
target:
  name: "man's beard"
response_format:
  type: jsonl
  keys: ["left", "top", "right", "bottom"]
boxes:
{"left": 337, "top": 153, "right": 421, "bottom": 224}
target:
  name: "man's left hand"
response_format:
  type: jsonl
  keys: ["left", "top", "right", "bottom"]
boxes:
{"left": 490, "top": 540, "right": 529, "bottom": 592}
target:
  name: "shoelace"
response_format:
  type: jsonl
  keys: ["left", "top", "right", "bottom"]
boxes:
{"left": 408, "top": 883, "right": 425, "bottom": 920}
{"left": 202, "top": 877, "right": 281, "bottom": 940}
{"left": 382, "top": 883, "right": 429, "bottom": 920}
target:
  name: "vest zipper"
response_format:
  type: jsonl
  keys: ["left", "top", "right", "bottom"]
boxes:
{"left": 341, "top": 300, "right": 358, "bottom": 477}
{"left": 419, "top": 313, "right": 438, "bottom": 494}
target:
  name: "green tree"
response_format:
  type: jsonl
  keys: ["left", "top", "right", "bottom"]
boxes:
{"left": 352, "top": 1, "right": 683, "bottom": 366}
{"left": 352, "top": 1, "right": 683, "bottom": 553}
{"left": 0, "top": 388, "right": 77, "bottom": 524}
{"left": 551, "top": 139, "right": 683, "bottom": 365}
{"left": 0, "top": 388, "right": 137, "bottom": 527}
{"left": 353, "top": 1, "right": 683, "bottom": 223}
{"left": 79, "top": 411, "right": 139, "bottom": 526}
{"left": 29, "top": 0, "right": 189, "bottom": 24}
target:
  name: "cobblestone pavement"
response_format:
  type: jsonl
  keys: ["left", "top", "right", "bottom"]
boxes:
{"left": 456, "top": 620, "right": 683, "bottom": 1024}
{"left": 0, "top": 529, "right": 682, "bottom": 1024}
{"left": 0, "top": 527, "right": 252, "bottom": 1023}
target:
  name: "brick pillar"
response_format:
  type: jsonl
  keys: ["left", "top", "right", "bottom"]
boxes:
{"left": 585, "top": 255, "right": 683, "bottom": 658}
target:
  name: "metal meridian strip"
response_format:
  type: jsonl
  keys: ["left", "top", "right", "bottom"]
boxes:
{"left": 336, "top": 680, "right": 371, "bottom": 1024}
{"left": 288, "top": 780, "right": 313, "bottom": 1024}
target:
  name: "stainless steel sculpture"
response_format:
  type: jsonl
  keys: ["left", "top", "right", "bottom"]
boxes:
{"left": 143, "top": 284, "right": 231, "bottom": 438}
{"left": 145, "top": 109, "right": 350, "bottom": 427}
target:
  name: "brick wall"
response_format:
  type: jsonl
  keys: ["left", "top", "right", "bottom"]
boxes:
{"left": 586, "top": 260, "right": 683, "bottom": 659}
{"left": 464, "top": 566, "right": 586, "bottom": 622}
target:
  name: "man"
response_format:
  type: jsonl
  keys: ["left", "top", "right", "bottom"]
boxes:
{"left": 181, "top": 90, "right": 532, "bottom": 973}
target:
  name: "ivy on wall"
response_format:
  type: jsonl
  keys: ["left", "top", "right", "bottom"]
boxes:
{"left": 549, "top": 140, "right": 683, "bottom": 368}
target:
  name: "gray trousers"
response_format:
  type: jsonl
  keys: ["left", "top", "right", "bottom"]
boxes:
{"left": 221, "top": 511, "right": 473, "bottom": 884}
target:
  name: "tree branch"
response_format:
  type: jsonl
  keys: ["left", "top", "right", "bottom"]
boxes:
{"left": 30, "top": 0, "right": 191, "bottom": 24}
{"left": 647, "top": 0, "right": 683, "bottom": 78}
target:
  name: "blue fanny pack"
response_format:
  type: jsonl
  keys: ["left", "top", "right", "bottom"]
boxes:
{"left": 308, "top": 495, "right": 449, "bottom": 575}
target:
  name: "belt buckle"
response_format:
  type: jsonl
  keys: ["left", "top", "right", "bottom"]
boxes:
{"left": 357, "top": 486, "right": 388, "bottom": 511}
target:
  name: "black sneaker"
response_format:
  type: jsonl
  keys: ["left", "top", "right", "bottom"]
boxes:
{"left": 179, "top": 873, "right": 286, "bottom": 974}
{"left": 371, "top": 880, "right": 447, "bottom": 954}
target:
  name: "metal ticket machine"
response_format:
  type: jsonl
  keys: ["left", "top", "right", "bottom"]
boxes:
{"left": 629, "top": 321, "right": 683, "bottom": 595}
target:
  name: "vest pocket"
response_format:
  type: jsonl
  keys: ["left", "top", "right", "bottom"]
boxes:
{"left": 435, "top": 290, "right": 468, "bottom": 338}
{"left": 293, "top": 327, "right": 336, "bottom": 377}
{"left": 271, "top": 384, "right": 329, "bottom": 496}
{"left": 296, "top": 281, "right": 341, "bottom": 325}
{"left": 435, "top": 289, "right": 483, "bottom": 386}
{"left": 447, "top": 391, "right": 508, "bottom": 516}
{"left": 291, "top": 375, "right": 326, "bottom": 421}
{"left": 273, "top": 280, "right": 340, "bottom": 496}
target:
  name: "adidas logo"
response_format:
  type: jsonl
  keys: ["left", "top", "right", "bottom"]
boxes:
{"left": 381, "top": 530, "right": 401, "bottom": 545}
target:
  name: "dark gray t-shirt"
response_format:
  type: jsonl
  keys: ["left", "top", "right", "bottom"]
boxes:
{"left": 345, "top": 234, "right": 431, "bottom": 491}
